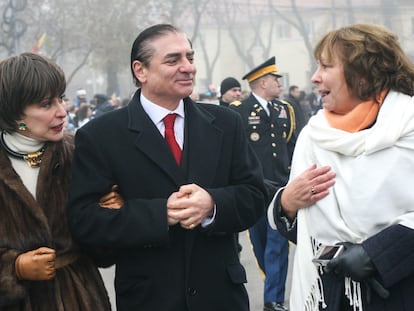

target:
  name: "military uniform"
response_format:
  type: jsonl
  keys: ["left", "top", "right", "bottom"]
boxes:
{"left": 230, "top": 57, "right": 297, "bottom": 311}
{"left": 230, "top": 97, "right": 296, "bottom": 185}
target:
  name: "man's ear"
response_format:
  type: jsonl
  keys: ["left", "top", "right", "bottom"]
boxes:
{"left": 259, "top": 76, "right": 267, "bottom": 89}
{"left": 132, "top": 60, "right": 147, "bottom": 84}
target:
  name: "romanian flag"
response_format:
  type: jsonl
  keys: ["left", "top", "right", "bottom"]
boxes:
{"left": 31, "top": 33, "right": 47, "bottom": 53}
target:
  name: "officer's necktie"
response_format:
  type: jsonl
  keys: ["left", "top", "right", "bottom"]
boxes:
{"left": 163, "top": 113, "right": 182, "bottom": 165}
{"left": 267, "top": 101, "right": 274, "bottom": 118}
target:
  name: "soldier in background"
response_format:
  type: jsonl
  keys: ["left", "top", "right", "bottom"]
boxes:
{"left": 230, "top": 56, "right": 298, "bottom": 311}
{"left": 219, "top": 77, "right": 242, "bottom": 107}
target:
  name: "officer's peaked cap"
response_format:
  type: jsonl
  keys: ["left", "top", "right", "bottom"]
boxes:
{"left": 242, "top": 56, "right": 282, "bottom": 82}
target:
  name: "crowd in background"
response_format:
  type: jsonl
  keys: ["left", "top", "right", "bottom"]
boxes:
{"left": 63, "top": 88, "right": 130, "bottom": 133}
{"left": 65, "top": 84, "right": 321, "bottom": 135}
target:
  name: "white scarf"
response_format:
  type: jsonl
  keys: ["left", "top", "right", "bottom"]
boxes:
{"left": 289, "top": 91, "right": 414, "bottom": 311}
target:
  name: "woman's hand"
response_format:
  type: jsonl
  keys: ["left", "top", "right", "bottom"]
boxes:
{"left": 15, "top": 247, "right": 56, "bottom": 280}
{"left": 99, "top": 185, "right": 124, "bottom": 209}
{"left": 281, "top": 164, "right": 336, "bottom": 219}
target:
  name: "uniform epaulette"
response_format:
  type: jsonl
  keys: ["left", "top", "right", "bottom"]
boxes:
{"left": 229, "top": 100, "right": 242, "bottom": 106}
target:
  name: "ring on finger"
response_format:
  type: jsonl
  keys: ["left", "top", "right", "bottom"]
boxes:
{"left": 189, "top": 223, "right": 195, "bottom": 229}
{"left": 310, "top": 186, "right": 316, "bottom": 195}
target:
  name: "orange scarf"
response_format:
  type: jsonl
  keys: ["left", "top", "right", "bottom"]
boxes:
{"left": 324, "top": 91, "right": 387, "bottom": 133}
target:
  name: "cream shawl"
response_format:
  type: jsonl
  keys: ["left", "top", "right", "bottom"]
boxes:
{"left": 288, "top": 91, "right": 414, "bottom": 311}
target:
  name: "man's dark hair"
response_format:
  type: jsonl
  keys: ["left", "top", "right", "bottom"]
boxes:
{"left": 289, "top": 85, "right": 299, "bottom": 93}
{"left": 130, "top": 24, "right": 185, "bottom": 88}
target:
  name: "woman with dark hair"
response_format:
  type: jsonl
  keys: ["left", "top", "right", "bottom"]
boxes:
{"left": 268, "top": 24, "right": 414, "bottom": 311}
{"left": 0, "top": 52, "right": 111, "bottom": 311}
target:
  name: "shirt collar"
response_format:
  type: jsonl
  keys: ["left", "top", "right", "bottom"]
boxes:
{"left": 252, "top": 92, "right": 270, "bottom": 114}
{"left": 140, "top": 93, "right": 185, "bottom": 125}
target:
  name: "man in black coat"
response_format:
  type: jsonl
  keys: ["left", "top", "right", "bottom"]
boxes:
{"left": 66, "top": 24, "right": 267, "bottom": 311}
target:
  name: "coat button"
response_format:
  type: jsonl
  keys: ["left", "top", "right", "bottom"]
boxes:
{"left": 187, "top": 288, "right": 197, "bottom": 296}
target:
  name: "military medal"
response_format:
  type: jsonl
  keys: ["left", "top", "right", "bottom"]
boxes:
{"left": 250, "top": 132, "right": 260, "bottom": 141}
{"left": 279, "top": 106, "right": 287, "bottom": 118}
{"left": 248, "top": 114, "right": 261, "bottom": 125}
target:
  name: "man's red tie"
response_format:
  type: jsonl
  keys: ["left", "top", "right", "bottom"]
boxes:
{"left": 163, "top": 113, "right": 182, "bottom": 165}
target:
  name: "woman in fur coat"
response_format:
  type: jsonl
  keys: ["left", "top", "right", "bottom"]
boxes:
{"left": 0, "top": 52, "right": 111, "bottom": 310}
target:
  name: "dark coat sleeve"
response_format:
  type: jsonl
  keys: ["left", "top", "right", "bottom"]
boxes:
{"left": 270, "top": 189, "right": 298, "bottom": 243}
{"left": 321, "top": 224, "right": 414, "bottom": 310}
{"left": 363, "top": 224, "right": 414, "bottom": 287}
{"left": 201, "top": 108, "right": 268, "bottom": 234}
{"left": 66, "top": 122, "right": 170, "bottom": 249}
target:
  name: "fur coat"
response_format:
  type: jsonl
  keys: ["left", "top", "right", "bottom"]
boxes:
{"left": 0, "top": 134, "right": 111, "bottom": 311}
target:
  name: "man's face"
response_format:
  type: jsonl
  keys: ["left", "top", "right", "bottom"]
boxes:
{"left": 133, "top": 32, "right": 196, "bottom": 107}
{"left": 263, "top": 74, "right": 282, "bottom": 99}
{"left": 291, "top": 87, "right": 301, "bottom": 99}
{"left": 221, "top": 87, "right": 241, "bottom": 104}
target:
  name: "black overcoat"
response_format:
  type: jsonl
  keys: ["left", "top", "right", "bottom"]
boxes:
{"left": 67, "top": 90, "right": 267, "bottom": 311}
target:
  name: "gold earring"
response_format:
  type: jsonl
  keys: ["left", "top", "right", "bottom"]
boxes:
{"left": 18, "top": 123, "right": 26, "bottom": 131}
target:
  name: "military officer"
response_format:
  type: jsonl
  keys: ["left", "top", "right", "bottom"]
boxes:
{"left": 230, "top": 56, "right": 297, "bottom": 311}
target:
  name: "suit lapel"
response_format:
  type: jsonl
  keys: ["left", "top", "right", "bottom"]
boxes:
{"left": 182, "top": 101, "right": 223, "bottom": 185}
{"left": 128, "top": 96, "right": 223, "bottom": 263}
{"left": 127, "top": 93, "right": 185, "bottom": 185}
{"left": 125, "top": 94, "right": 223, "bottom": 187}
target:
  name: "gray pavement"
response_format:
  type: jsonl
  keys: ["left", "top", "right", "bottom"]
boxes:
{"left": 239, "top": 230, "right": 295, "bottom": 311}
{"left": 99, "top": 230, "right": 295, "bottom": 311}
